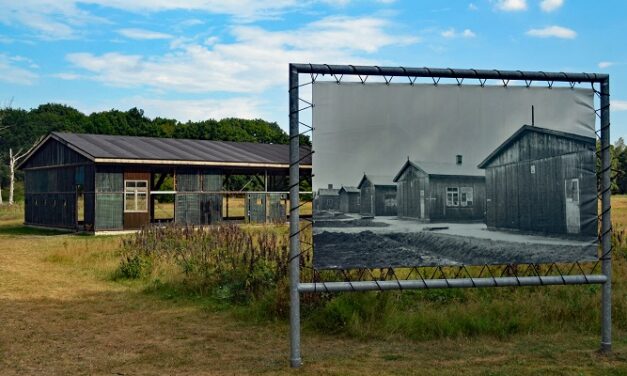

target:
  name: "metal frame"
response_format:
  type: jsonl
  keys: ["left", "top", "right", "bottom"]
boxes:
{"left": 288, "top": 63, "right": 611, "bottom": 367}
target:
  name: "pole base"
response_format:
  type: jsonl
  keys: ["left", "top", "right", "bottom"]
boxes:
{"left": 600, "top": 342, "right": 612, "bottom": 354}
{"left": 290, "top": 358, "right": 302, "bottom": 368}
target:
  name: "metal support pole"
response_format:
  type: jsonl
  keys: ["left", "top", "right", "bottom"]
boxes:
{"left": 288, "top": 64, "right": 302, "bottom": 368}
{"left": 600, "top": 77, "right": 612, "bottom": 353}
{"left": 299, "top": 275, "right": 607, "bottom": 293}
{"left": 265, "top": 169, "right": 268, "bottom": 223}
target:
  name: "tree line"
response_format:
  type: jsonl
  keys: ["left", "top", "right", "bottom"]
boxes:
{"left": 0, "top": 103, "right": 311, "bottom": 202}
{"left": 607, "top": 138, "right": 627, "bottom": 194}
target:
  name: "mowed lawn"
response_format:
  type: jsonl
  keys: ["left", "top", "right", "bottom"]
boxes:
{"left": 0, "top": 202, "right": 625, "bottom": 375}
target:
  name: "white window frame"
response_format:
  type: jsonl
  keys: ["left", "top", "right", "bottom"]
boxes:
{"left": 446, "top": 187, "right": 459, "bottom": 207}
{"left": 124, "top": 180, "right": 149, "bottom": 213}
{"left": 460, "top": 186, "right": 474, "bottom": 207}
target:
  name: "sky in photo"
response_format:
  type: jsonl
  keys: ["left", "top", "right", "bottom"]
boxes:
{"left": 0, "top": 0, "right": 625, "bottom": 141}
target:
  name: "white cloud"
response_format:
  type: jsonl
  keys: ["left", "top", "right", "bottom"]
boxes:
{"left": 612, "top": 100, "right": 627, "bottom": 111}
{"left": 0, "top": 0, "right": 304, "bottom": 39}
{"left": 66, "top": 16, "right": 417, "bottom": 94}
{"left": 495, "top": 0, "right": 527, "bottom": 11}
{"left": 0, "top": 0, "right": 106, "bottom": 39}
{"left": 526, "top": 25, "right": 576, "bottom": 39}
{"left": 468, "top": 3, "right": 478, "bottom": 11}
{"left": 117, "top": 28, "right": 172, "bottom": 40}
{"left": 540, "top": 0, "right": 563, "bottom": 12}
{"left": 53, "top": 72, "right": 83, "bottom": 80}
{"left": 204, "top": 36, "right": 219, "bottom": 46}
{"left": 598, "top": 61, "right": 614, "bottom": 69}
{"left": 441, "top": 28, "right": 476, "bottom": 38}
{"left": 178, "top": 19, "right": 204, "bottom": 28}
{"left": 0, "top": 55, "right": 38, "bottom": 85}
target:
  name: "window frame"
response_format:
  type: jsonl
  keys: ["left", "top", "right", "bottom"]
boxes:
{"left": 446, "top": 187, "right": 459, "bottom": 207}
{"left": 124, "top": 180, "right": 149, "bottom": 213}
{"left": 460, "top": 186, "right": 474, "bottom": 207}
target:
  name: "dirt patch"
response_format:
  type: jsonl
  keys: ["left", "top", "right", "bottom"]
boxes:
{"left": 313, "top": 231, "right": 456, "bottom": 269}
{"left": 314, "top": 230, "right": 597, "bottom": 269}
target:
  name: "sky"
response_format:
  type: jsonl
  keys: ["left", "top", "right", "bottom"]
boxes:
{"left": 0, "top": 0, "right": 626, "bottom": 141}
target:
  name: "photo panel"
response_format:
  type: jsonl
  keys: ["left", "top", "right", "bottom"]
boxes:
{"left": 312, "top": 82, "right": 598, "bottom": 269}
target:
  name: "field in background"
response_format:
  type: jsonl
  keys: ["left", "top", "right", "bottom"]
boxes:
{"left": 152, "top": 198, "right": 313, "bottom": 221}
{"left": 0, "top": 199, "right": 625, "bottom": 374}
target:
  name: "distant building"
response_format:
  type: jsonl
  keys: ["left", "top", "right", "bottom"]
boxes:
{"left": 478, "top": 125, "right": 596, "bottom": 236}
{"left": 357, "top": 174, "right": 397, "bottom": 217}
{"left": 315, "top": 184, "right": 340, "bottom": 211}
{"left": 393, "top": 156, "right": 485, "bottom": 222}
{"left": 19, "top": 132, "right": 312, "bottom": 232}
{"left": 338, "top": 186, "right": 361, "bottom": 213}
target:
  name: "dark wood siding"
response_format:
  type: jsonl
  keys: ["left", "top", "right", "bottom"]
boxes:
{"left": 396, "top": 166, "right": 428, "bottom": 219}
{"left": 21, "top": 138, "right": 90, "bottom": 169}
{"left": 427, "top": 176, "right": 486, "bottom": 222}
{"left": 374, "top": 185, "right": 397, "bottom": 216}
{"left": 483, "top": 130, "right": 596, "bottom": 236}
{"left": 317, "top": 195, "right": 340, "bottom": 211}
{"left": 360, "top": 180, "right": 374, "bottom": 217}
{"left": 22, "top": 138, "right": 95, "bottom": 230}
{"left": 339, "top": 191, "right": 360, "bottom": 213}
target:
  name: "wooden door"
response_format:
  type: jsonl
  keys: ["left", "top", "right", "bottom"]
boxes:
{"left": 565, "top": 178, "right": 580, "bottom": 234}
{"left": 123, "top": 171, "right": 150, "bottom": 229}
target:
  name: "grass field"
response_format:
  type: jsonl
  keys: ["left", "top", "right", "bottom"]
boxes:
{"left": 0, "top": 200, "right": 625, "bottom": 374}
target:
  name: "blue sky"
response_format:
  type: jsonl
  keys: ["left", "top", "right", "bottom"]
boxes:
{"left": 1, "top": 0, "right": 626, "bottom": 141}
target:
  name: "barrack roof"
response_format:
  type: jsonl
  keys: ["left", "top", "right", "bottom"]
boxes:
{"left": 21, "top": 132, "right": 312, "bottom": 169}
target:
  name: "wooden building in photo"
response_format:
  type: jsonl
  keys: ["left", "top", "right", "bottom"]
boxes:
{"left": 478, "top": 125, "right": 596, "bottom": 236}
{"left": 357, "top": 174, "right": 397, "bottom": 217}
{"left": 393, "top": 158, "right": 486, "bottom": 222}
{"left": 19, "top": 132, "right": 312, "bottom": 232}
{"left": 339, "top": 186, "right": 360, "bottom": 213}
{"left": 315, "top": 184, "right": 340, "bottom": 211}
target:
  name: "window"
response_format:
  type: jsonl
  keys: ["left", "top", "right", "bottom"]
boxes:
{"left": 124, "top": 180, "right": 148, "bottom": 213}
{"left": 566, "top": 179, "right": 579, "bottom": 203}
{"left": 446, "top": 187, "right": 459, "bottom": 207}
{"left": 460, "top": 187, "right": 474, "bottom": 207}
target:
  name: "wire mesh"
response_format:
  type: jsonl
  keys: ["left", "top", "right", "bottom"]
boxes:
{"left": 292, "top": 65, "right": 611, "bottom": 290}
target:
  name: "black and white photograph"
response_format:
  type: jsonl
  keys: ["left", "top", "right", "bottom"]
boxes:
{"left": 313, "top": 82, "right": 598, "bottom": 269}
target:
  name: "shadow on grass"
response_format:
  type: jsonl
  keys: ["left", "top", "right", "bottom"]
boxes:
{"left": 0, "top": 224, "right": 73, "bottom": 236}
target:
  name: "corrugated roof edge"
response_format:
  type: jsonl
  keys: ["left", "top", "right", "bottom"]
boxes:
{"left": 19, "top": 132, "right": 312, "bottom": 169}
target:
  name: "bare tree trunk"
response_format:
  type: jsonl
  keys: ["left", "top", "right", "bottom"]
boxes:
{"left": 7, "top": 138, "right": 43, "bottom": 206}
{"left": 0, "top": 184, "right": 3, "bottom": 205}
{"left": 9, "top": 148, "right": 14, "bottom": 205}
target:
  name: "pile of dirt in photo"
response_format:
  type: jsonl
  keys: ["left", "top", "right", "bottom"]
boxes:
{"left": 313, "top": 230, "right": 596, "bottom": 269}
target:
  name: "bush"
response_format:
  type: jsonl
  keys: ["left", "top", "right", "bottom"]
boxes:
{"left": 116, "top": 224, "right": 290, "bottom": 304}
{"left": 117, "top": 255, "right": 150, "bottom": 279}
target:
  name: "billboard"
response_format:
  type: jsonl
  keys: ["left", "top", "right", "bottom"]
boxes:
{"left": 312, "top": 82, "right": 598, "bottom": 269}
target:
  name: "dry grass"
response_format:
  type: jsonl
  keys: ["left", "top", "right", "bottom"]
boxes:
{"left": 151, "top": 198, "right": 312, "bottom": 220}
{"left": 0, "top": 202, "right": 625, "bottom": 375}
{"left": 612, "top": 195, "right": 627, "bottom": 228}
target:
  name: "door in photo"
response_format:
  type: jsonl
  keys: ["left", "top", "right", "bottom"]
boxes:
{"left": 565, "top": 178, "right": 580, "bottom": 234}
